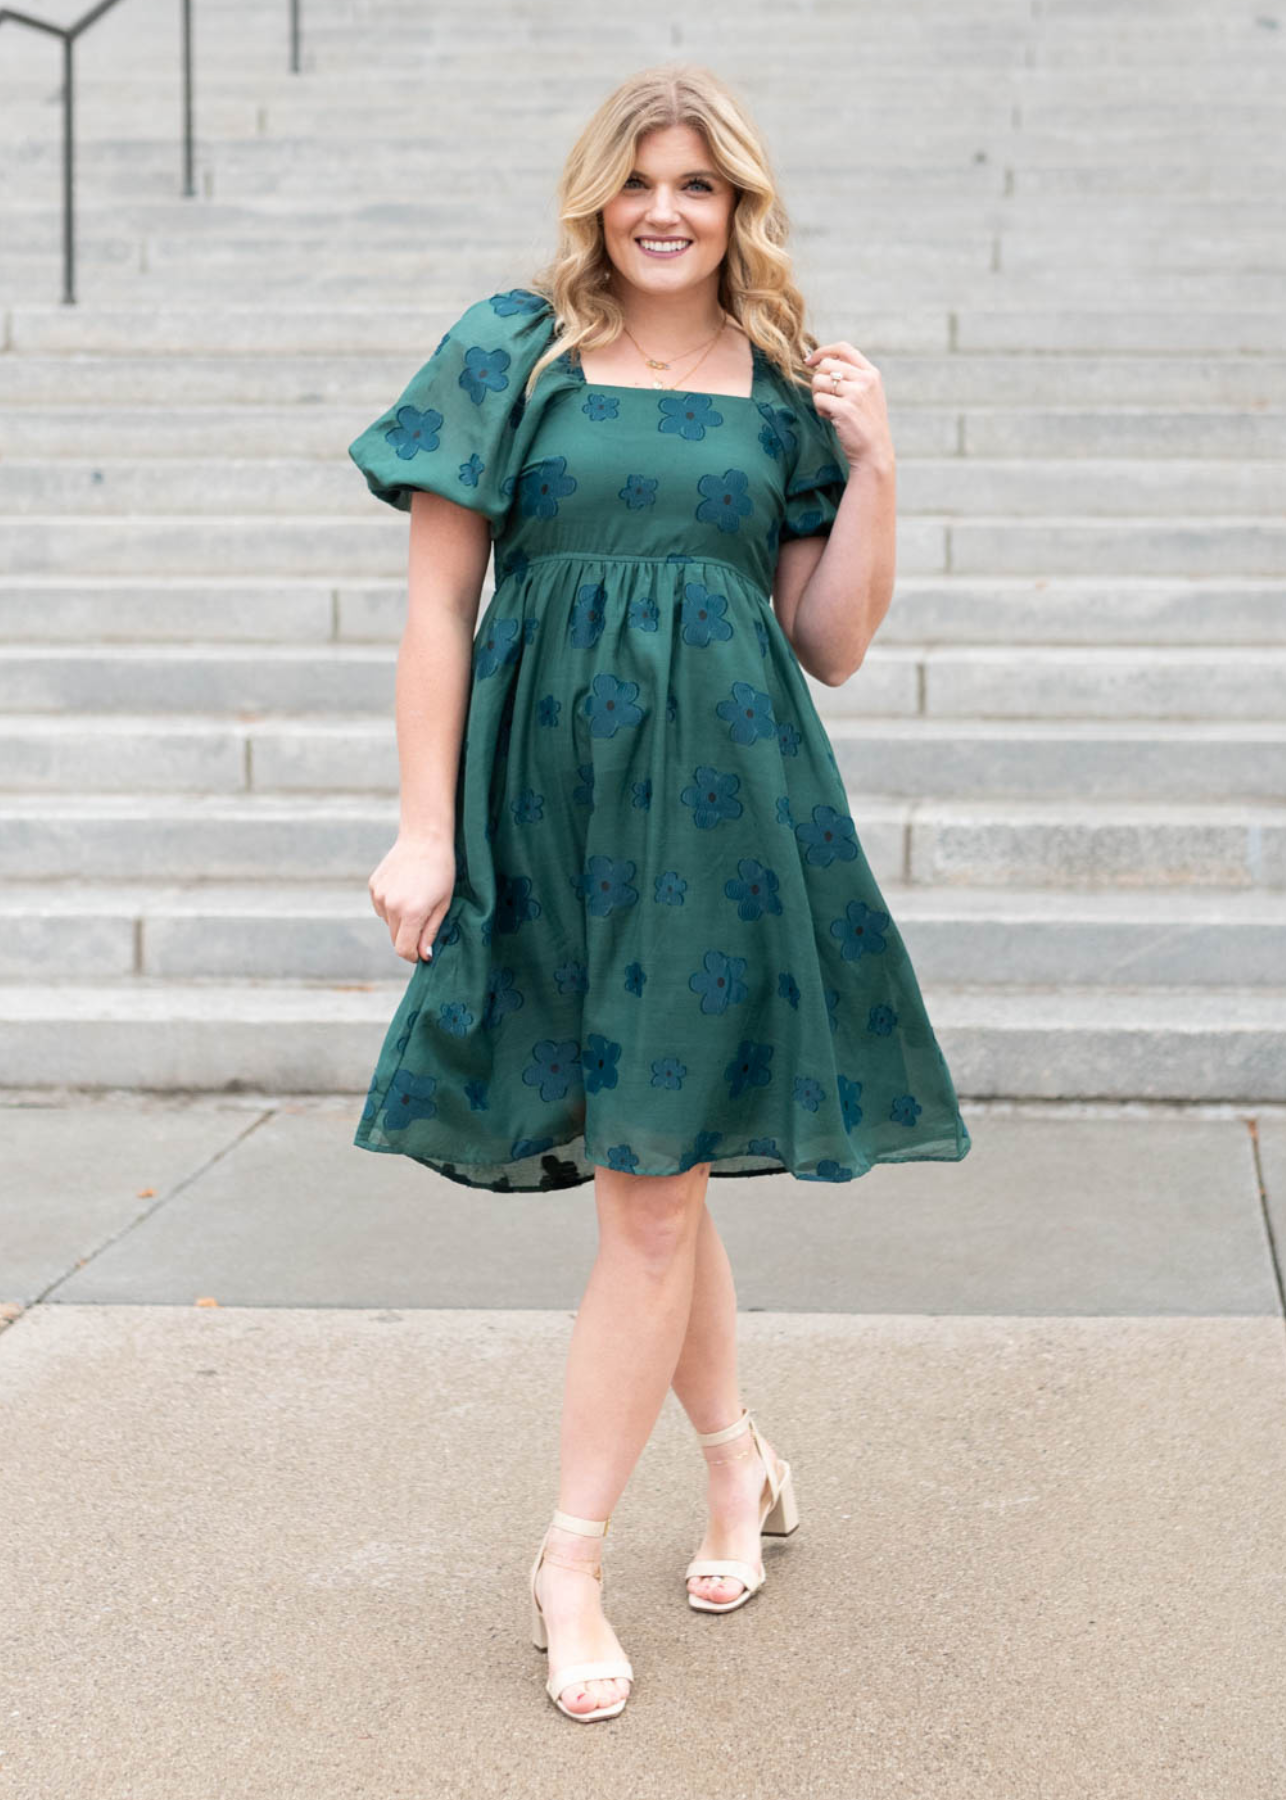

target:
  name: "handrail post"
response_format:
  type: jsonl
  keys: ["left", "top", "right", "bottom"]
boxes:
{"left": 62, "top": 30, "right": 75, "bottom": 303}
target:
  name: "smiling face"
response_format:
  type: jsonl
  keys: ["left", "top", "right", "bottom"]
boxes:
{"left": 599, "top": 123, "right": 736, "bottom": 298}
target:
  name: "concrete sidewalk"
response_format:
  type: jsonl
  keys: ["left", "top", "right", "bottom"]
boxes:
{"left": 2, "top": 1095, "right": 1285, "bottom": 1797}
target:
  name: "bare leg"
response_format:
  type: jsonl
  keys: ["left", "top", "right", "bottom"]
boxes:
{"left": 534, "top": 1159, "right": 709, "bottom": 1715}
{"left": 669, "top": 1196, "right": 786, "bottom": 1606}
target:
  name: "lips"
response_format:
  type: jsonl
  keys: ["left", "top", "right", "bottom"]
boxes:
{"left": 635, "top": 238, "right": 693, "bottom": 257}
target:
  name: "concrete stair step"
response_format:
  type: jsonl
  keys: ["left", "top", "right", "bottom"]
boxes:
{"left": 3, "top": 514, "right": 1285, "bottom": 580}
{"left": 8, "top": 303, "right": 1286, "bottom": 357}
{"left": 3, "top": 455, "right": 1282, "bottom": 520}
{"left": 0, "top": 642, "right": 1283, "bottom": 723}
{"left": 4, "top": 349, "right": 1281, "bottom": 408}
{"left": 0, "top": 976, "right": 1279, "bottom": 1101}
{"left": 2, "top": 713, "right": 1285, "bottom": 801}
{"left": 0, "top": 574, "right": 1281, "bottom": 650}
{"left": 0, "top": 794, "right": 1280, "bottom": 890}
{"left": 2, "top": 879, "right": 1284, "bottom": 987}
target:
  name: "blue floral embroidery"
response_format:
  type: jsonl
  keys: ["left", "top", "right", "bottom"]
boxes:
{"left": 659, "top": 393, "right": 724, "bottom": 440}
{"left": 583, "top": 392, "right": 620, "bottom": 422}
{"left": 717, "top": 681, "right": 776, "bottom": 746}
{"left": 726, "top": 1040, "right": 773, "bottom": 1098}
{"left": 460, "top": 343, "right": 512, "bottom": 403}
{"left": 696, "top": 468, "right": 752, "bottom": 532}
{"left": 690, "top": 949, "right": 748, "bottom": 1014}
{"left": 680, "top": 582, "right": 733, "bottom": 645}
{"left": 386, "top": 403, "right": 442, "bottom": 460}
{"left": 652, "top": 1055, "right": 686, "bottom": 1089}
{"left": 583, "top": 1034, "right": 622, "bottom": 1093}
{"left": 574, "top": 854, "right": 638, "bottom": 917}
{"left": 584, "top": 671, "right": 644, "bottom": 737}
{"left": 522, "top": 1039, "right": 580, "bottom": 1102}
{"left": 621, "top": 474, "right": 657, "bottom": 509}
{"left": 890, "top": 1094, "right": 922, "bottom": 1127}
{"left": 681, "top": 766, "right": 743, "bottom": 828}
{"left": 725, "top": 858, "right": 783, "bottom": 921}
{"left": 830, "top": 899, "right": 890, "bottom": 961}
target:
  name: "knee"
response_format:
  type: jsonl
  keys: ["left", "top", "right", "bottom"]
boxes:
{"left": 597, "top": 1172, "right": 705, "bottom": 1271}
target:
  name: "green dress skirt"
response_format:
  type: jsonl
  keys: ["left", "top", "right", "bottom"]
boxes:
{"left": 347, "top": 287, "right": 972, "bottom": 1191}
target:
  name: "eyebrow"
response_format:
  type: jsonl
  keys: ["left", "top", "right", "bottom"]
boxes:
{"left": 628, "top": 168, "right": 720, "bottom": 181}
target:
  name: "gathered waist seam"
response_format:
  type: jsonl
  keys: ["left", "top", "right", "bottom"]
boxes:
{"left": 516, "top": 549, "right": 759, "bottom": 585}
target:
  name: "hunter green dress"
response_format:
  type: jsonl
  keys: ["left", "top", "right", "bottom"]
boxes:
{"left": 348, "top": 286, "right": 972, "bottom": 1192}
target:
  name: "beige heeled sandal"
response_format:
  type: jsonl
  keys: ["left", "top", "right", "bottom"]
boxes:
{"left": 528, "top": 1508, "right": 634, "bottom": 1722}
{"left": 685, "top": 1405, "right": 800, "bottom": 1613}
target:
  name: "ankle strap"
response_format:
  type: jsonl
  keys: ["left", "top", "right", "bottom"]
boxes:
{"left": 551, "top": 1508, "right": 611, "bottom": 1536}
{"left": 694, "top": 1405, "right": 751, "bottom": 1447}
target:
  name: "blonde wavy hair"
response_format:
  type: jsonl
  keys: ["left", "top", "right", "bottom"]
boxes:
{"left": 521, "top": 63, "right": 825, "bottom": 404}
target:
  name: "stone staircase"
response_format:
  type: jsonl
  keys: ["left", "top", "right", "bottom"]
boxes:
{"left": 1, "top": 0, "right": 1283, "bottom": 1099}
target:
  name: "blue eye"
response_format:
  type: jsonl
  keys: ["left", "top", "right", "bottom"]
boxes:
{"left": 624, "top": 176, "right": 714, "bottom": 192}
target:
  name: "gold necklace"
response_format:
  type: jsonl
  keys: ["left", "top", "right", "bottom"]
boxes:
{"left": 618, "top": 312, "right": 729, "bottom": 390}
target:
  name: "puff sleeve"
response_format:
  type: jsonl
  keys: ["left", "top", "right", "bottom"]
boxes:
{"left": 780, "top": 394, "right": 850, "bottom": 542}
{"left": 347, "top": 291, "right": 554, "bottom": 531}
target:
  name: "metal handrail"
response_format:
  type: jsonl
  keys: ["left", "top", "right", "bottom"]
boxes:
{"left": 0, "top": 0, "right": 305, "bottom": 304}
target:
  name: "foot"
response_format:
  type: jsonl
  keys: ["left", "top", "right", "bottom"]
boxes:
{"left": 686, "top": 1427, "right": 783, "bottom": 1607}
{"left": 534, "top": 1525, "right": 632, "bottom": 1716}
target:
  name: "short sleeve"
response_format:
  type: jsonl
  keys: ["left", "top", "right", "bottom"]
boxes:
{"left": 347, "top": 290, "right": 555, "bottom": 530}
{"left": 780, "top": 395, "right": 850, "bottom": 542}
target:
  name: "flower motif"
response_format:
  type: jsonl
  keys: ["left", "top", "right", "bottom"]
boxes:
{"left": 680, "top": 765, "right": 743, "bottom": 829}
{"left": 494, "top": 871, "right": 541, "bottom": 934}
{"left": 537, "top": 694, "right": 561, "bottom": 726}
{"left": 654, "top": 869, "right": 687, "bottom": 905}
{"left": 583, "top": 1033, "right": 622, "bottom": 1093}
{"left": 689, "top": 948, "right": 748, "bottom": 1015}
{"left": 725, "top": 1040, "right": 773, "bottom": 1099}
{"left": 573, "top": 854, "right": 639, "bottom": 917}
{"left": 522, "top": 1038, "right": 581, "bottom": 1103}
{"left": 659, "top": 393, "right": 724, "bottom": 440}
{"left": 838, "top": 1073, "right": 864, "bottom": 1129}
{"left": 632, "top": 778, "right": 652, "bottom": 809}
{"left": 583, "top": 392, "right": 620, "bottom": 422}
{"left": 794, "top": 1075, "right": 824, "bottom": 1112}
{"left": 796, "top": 803, "right": 858, "bottom": 866}
{"left": 555, "top": 959, "right": 589, "bottom": 995}
{"left": 867, "top": 1003, "right": 897, "bottom": 1036}
{"left": 695, "top": 468, "right": 753, "bottom": 532}
{"left": 621, "top": 474, "right": 657, "bottom": 509}
{"left": 628, "top": 595, "right": 659, "bottom": 631}
{"left": 381, "top": 1067, "right": 438, "bottom": 1128}
{"left": 717, "top": 680, "right": 776, "bottom": 747}
{"left": 475, "top": 616, "right": 521, "bottom": 679}
{"left": 680, "top": 582, "right": 733, "bottom": 646}
{"left": 584, "top": 671, "right": 644, "bottom": 738}
{"left": 724, "top": 857, "right": 783, "bottom": 921}
{"left": 651, "top": 1055, "right": 687, "bottom": 1089}
{"left": 778, "top": 971, "right": 800, "bottom": 1008}
{"left": 460, "top": 342, "right": 512, "bottom": 404}
{"left": 607, "top": 1144, "right": 640, "bottom": 1172}
{"left": 385, "top": 403, "right": 443, "bottom": 460}
{"left": 624, "top": 961, "right": 646, "bottom": 996}
{"left": 516, "top": 456, "right": 576, "bottom": 519}
{"left": 890, "top": 1093, "right": 922, "bottom": 1127}
{"left": 569, "top": 582, "right": 608, "bottom": 647}
{"left": 482, "top": 966, "right": 524, "bottom": 1028}
{"left": 829, "top": 899, "right": 890, "bottom": 961}
{"left": 438, "top": 1000, "right": 474, "bottom": 1036}
{"left": 511, "top": 789, "right": 544, "bottom": 824}
{"left": 459, "top": 451, "right": 486, "bottom": 488}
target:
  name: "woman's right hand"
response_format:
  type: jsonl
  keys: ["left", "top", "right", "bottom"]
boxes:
{"left": 368, "top": 832, "right": 456, "bottom": 964}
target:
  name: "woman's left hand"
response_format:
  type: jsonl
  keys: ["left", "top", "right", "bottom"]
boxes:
{"left": 804, "top": 341, "right": 894, "bottom": 469}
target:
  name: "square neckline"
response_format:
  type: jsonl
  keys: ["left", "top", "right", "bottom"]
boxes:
{"left": 569, "top": 337, "right": 769, "bottom": 406}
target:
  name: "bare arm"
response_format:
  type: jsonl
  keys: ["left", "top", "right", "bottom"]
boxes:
{"left": 368, "top": 488, "right": 492, "bottom": 962}
{"left": 770, "top": 450, "right": 897, "bottom": 687}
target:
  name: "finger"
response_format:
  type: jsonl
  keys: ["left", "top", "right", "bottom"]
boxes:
{"left": 807, "top": 342, "right": 873, "bottom": 372}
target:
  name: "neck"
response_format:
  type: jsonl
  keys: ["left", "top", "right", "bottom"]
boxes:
{"left": 607, "top": 276, "right": 727, "bottom": 356}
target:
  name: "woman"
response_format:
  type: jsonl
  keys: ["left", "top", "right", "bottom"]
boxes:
{"left": 347, "top": 65, "right": 971, "bottom": 1722}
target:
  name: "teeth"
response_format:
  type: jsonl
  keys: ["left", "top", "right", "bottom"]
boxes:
{"left": 638, "top": 239, "right": 691, "bottom": 253}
